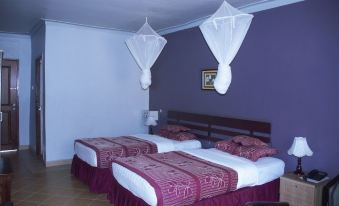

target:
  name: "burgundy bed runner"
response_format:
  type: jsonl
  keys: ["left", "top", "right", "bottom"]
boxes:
{"left": 75, "top": 136, "right": 158, "bottom": 168}
{"left": 113, "top": 151, "right": 238, "bottom": 206}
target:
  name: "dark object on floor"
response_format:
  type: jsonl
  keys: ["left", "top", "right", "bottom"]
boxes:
{"left": 245, "top": 202, "right": 289, "bottom": 206}
{"left": 322, "top": 174, "right": 339, "bottom": 206}
{"left": 0, "top": 202, "right": 14, "bottom": 206}
{"left": 0, "top": 157, "right": 13, "bottom": 204}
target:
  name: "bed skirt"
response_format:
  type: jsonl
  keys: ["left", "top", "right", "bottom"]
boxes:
{"left": 71, "top": 155, "right": 112, "bottom": 193}
{"left": 108, "top": 177, "right": 279, "bottom": 206}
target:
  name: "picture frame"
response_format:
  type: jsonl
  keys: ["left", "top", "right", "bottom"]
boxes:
{"left": 201, "top": 69, "right": 217, "bottom": 90}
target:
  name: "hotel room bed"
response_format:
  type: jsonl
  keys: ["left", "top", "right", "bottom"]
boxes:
{"left": 111, "top": 148, "right": 284, "bottom": 206}
{"left": 106, "top": 111, "right": 284, "bottom": 206}
{"left": 71, "top": 131, "right": 201, "bottom": 193}
{"left": 74, "top": 134, "right": 201, "bottom": 167}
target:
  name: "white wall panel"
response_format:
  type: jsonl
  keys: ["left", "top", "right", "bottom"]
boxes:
{"left": 44, "top": 22, "right": 148, "bottom": 161}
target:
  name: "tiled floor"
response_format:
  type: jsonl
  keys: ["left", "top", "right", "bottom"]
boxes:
{"left": 4, "top": 150, "right": 111, "bottom": 206}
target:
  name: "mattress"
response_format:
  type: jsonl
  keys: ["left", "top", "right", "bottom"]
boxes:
{"left": 112, "top": 148, "right": 285, "bottom": 206}
{"left": 74, "top": 134, "right": 201, "bottom": 167}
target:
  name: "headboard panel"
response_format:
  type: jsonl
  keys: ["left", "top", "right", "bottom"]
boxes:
{"left": 167, "top": 111, "right": 271, "bottom": 143}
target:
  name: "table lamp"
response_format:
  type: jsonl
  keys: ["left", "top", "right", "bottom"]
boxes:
{"left": 288, "top": 137, "right": 313, "bottom": 176}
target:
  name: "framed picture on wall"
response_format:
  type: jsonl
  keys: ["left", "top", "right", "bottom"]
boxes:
{"left": 201, "top": 69, "right": 217, "bottom": 90}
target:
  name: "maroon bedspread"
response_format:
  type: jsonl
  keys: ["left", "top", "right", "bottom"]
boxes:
{"left": 108, "top": 176, "right": 279, "bottom": 206}
{"left": 75, "top": 136, "right": 158, "bottom": 168}
{"left": 113, "top": 151, "right": 238, "bottom": 206}
{"left": 71, "top": 155, "right": 112, "bottom": 193}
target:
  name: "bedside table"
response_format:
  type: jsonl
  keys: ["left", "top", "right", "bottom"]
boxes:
{"left": 280, "top": 173, "right": 329, "bottom": 206}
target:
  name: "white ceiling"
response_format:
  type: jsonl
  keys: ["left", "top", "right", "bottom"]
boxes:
{"left": 0, "top": 0, "right": 302, "bottom": 35}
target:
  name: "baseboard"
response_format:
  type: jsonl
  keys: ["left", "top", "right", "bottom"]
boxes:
{"left": 45, "top": 159, "right": 72, "bottom": 167}
{"left": 19, "top": 145, "right": 29, "bottom": 150}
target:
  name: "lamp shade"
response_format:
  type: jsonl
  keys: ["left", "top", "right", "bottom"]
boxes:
{"left": 288, "top": 137, "right": 313, "bottom": 157}
{"left": 145, "top": 116, "right": 157, "bottom": 126}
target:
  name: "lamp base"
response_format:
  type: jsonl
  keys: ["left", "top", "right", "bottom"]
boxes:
{"left": 294, "top": 157, "right": 304, "bottom": 176}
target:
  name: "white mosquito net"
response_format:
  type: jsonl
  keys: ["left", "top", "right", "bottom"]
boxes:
{"left": 200, "top": 1, "right": 253, "bottom": 94}
{"left": 126, "top": 20, "right": 167, "bottom": 89}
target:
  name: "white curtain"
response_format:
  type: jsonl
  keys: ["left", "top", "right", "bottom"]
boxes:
{"left": 200, "top": 1, "right": 253, "bottom": 94}
{"left": 126, "top": 21, "right": 167, "bottom": 89}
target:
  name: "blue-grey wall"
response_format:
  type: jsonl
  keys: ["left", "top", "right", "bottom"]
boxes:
{"left": 150, "top": 0, "right": 339, "bottom": 177}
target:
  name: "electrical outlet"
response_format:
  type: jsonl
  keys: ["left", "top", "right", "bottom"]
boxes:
{"left": 143, "top": 110, "right": 149, "bottom": 118}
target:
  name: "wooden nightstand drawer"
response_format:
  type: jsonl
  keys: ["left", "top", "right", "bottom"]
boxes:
{"left": 280, "top": 173, "right": 328, "bottom": 206}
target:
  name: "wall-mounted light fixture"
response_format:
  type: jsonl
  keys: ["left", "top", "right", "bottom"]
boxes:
{"left": 144, "top": 110, "right": 161, "bottom": 134}
{"left": 144, "top": 110, "right": 159, "bottom": 126}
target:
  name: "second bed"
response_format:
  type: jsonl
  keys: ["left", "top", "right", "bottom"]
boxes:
{"left": 72, "top": 131, "right": 201, "bottom": 193}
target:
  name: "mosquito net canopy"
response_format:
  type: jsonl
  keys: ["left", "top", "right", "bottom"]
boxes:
{"left": 200, "top": 1, "right": 253, "bottom": 94}
{"left": 126, "top": 20, "right": 167, "bottom": 89}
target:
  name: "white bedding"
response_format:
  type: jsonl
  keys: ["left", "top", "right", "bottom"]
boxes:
{"left": 74, "top": 134, "right": 201, "bottom": 167}
{"left": 112, "top": 148, "right": 285, "bottom": 206}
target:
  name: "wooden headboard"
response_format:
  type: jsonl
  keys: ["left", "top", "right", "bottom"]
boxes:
{"left": 167, "top": 111, "right": 271, "bottom": 143}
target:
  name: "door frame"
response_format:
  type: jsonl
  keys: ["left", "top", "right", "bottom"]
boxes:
{"left": 31, "top": 54, "right": 46, "bottom": 161}
{"left": 1, "top": 58, "right": 20, "bottom": 151}
{"left": 0, "top": 51, "right": 2, "bottom": 151}
{"left": 35, "top": 55, "right": 44, "bottom": 158}
{"left": 35, "top": 57, "right": 41, "bottom": 156}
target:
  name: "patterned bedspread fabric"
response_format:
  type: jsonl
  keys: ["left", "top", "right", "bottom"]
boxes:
{"left": 75, "top": 136, "right": 158, "bottom": 168}
{"left": 113, "top": 151, "right": 238, "bottom": 206}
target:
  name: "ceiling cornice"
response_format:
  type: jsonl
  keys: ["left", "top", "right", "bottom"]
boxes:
{"left": 158, "top": 0, "right": 304, "bottom": 35}
{"left": 0, "top": 0, "right": 305, "bottom": 36}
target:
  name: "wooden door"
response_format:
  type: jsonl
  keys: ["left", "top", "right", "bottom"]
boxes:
{"left": 1, "top": 60, "right": 19, "bottom": 150}
{"left": 35, "top": 57, "right": 42, "bottom": 156}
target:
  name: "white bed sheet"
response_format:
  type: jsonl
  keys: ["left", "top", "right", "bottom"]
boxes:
{"left": 112, "top": 148, "right": 285, "bottom": 206}
{"left": 254, "top": 156, "right": 285, "bottom": 185}
{"left": 74, "top": 134, "right": 201, "bottom": 167}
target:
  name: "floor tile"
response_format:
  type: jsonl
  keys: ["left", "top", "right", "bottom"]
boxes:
{"left": 23, "top": 193, "right": 53, "bottom": 203}
{"left": 40, "top": 195, "right": 73, "bottom": 205}
{"left": 12, "top": 191, "right": 34, "bottom": 202}
{"left": 88, "top": 200, "right": 112, "bottom": 206}
{"left": 64, "top": 198, "right": 92, "bottom": 206}
{"left": 77, "top": 190, "right": 102, "bottom": 200}
{"left": 16, "top": 201, "right": 38, "bottom": 206}
{"left": 4, "top": 150, "right": 111, "bottom": 206}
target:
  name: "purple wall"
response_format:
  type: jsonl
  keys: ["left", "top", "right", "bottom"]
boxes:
{"left": 150, "top": 0, "right": 339, "bottom": 177}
